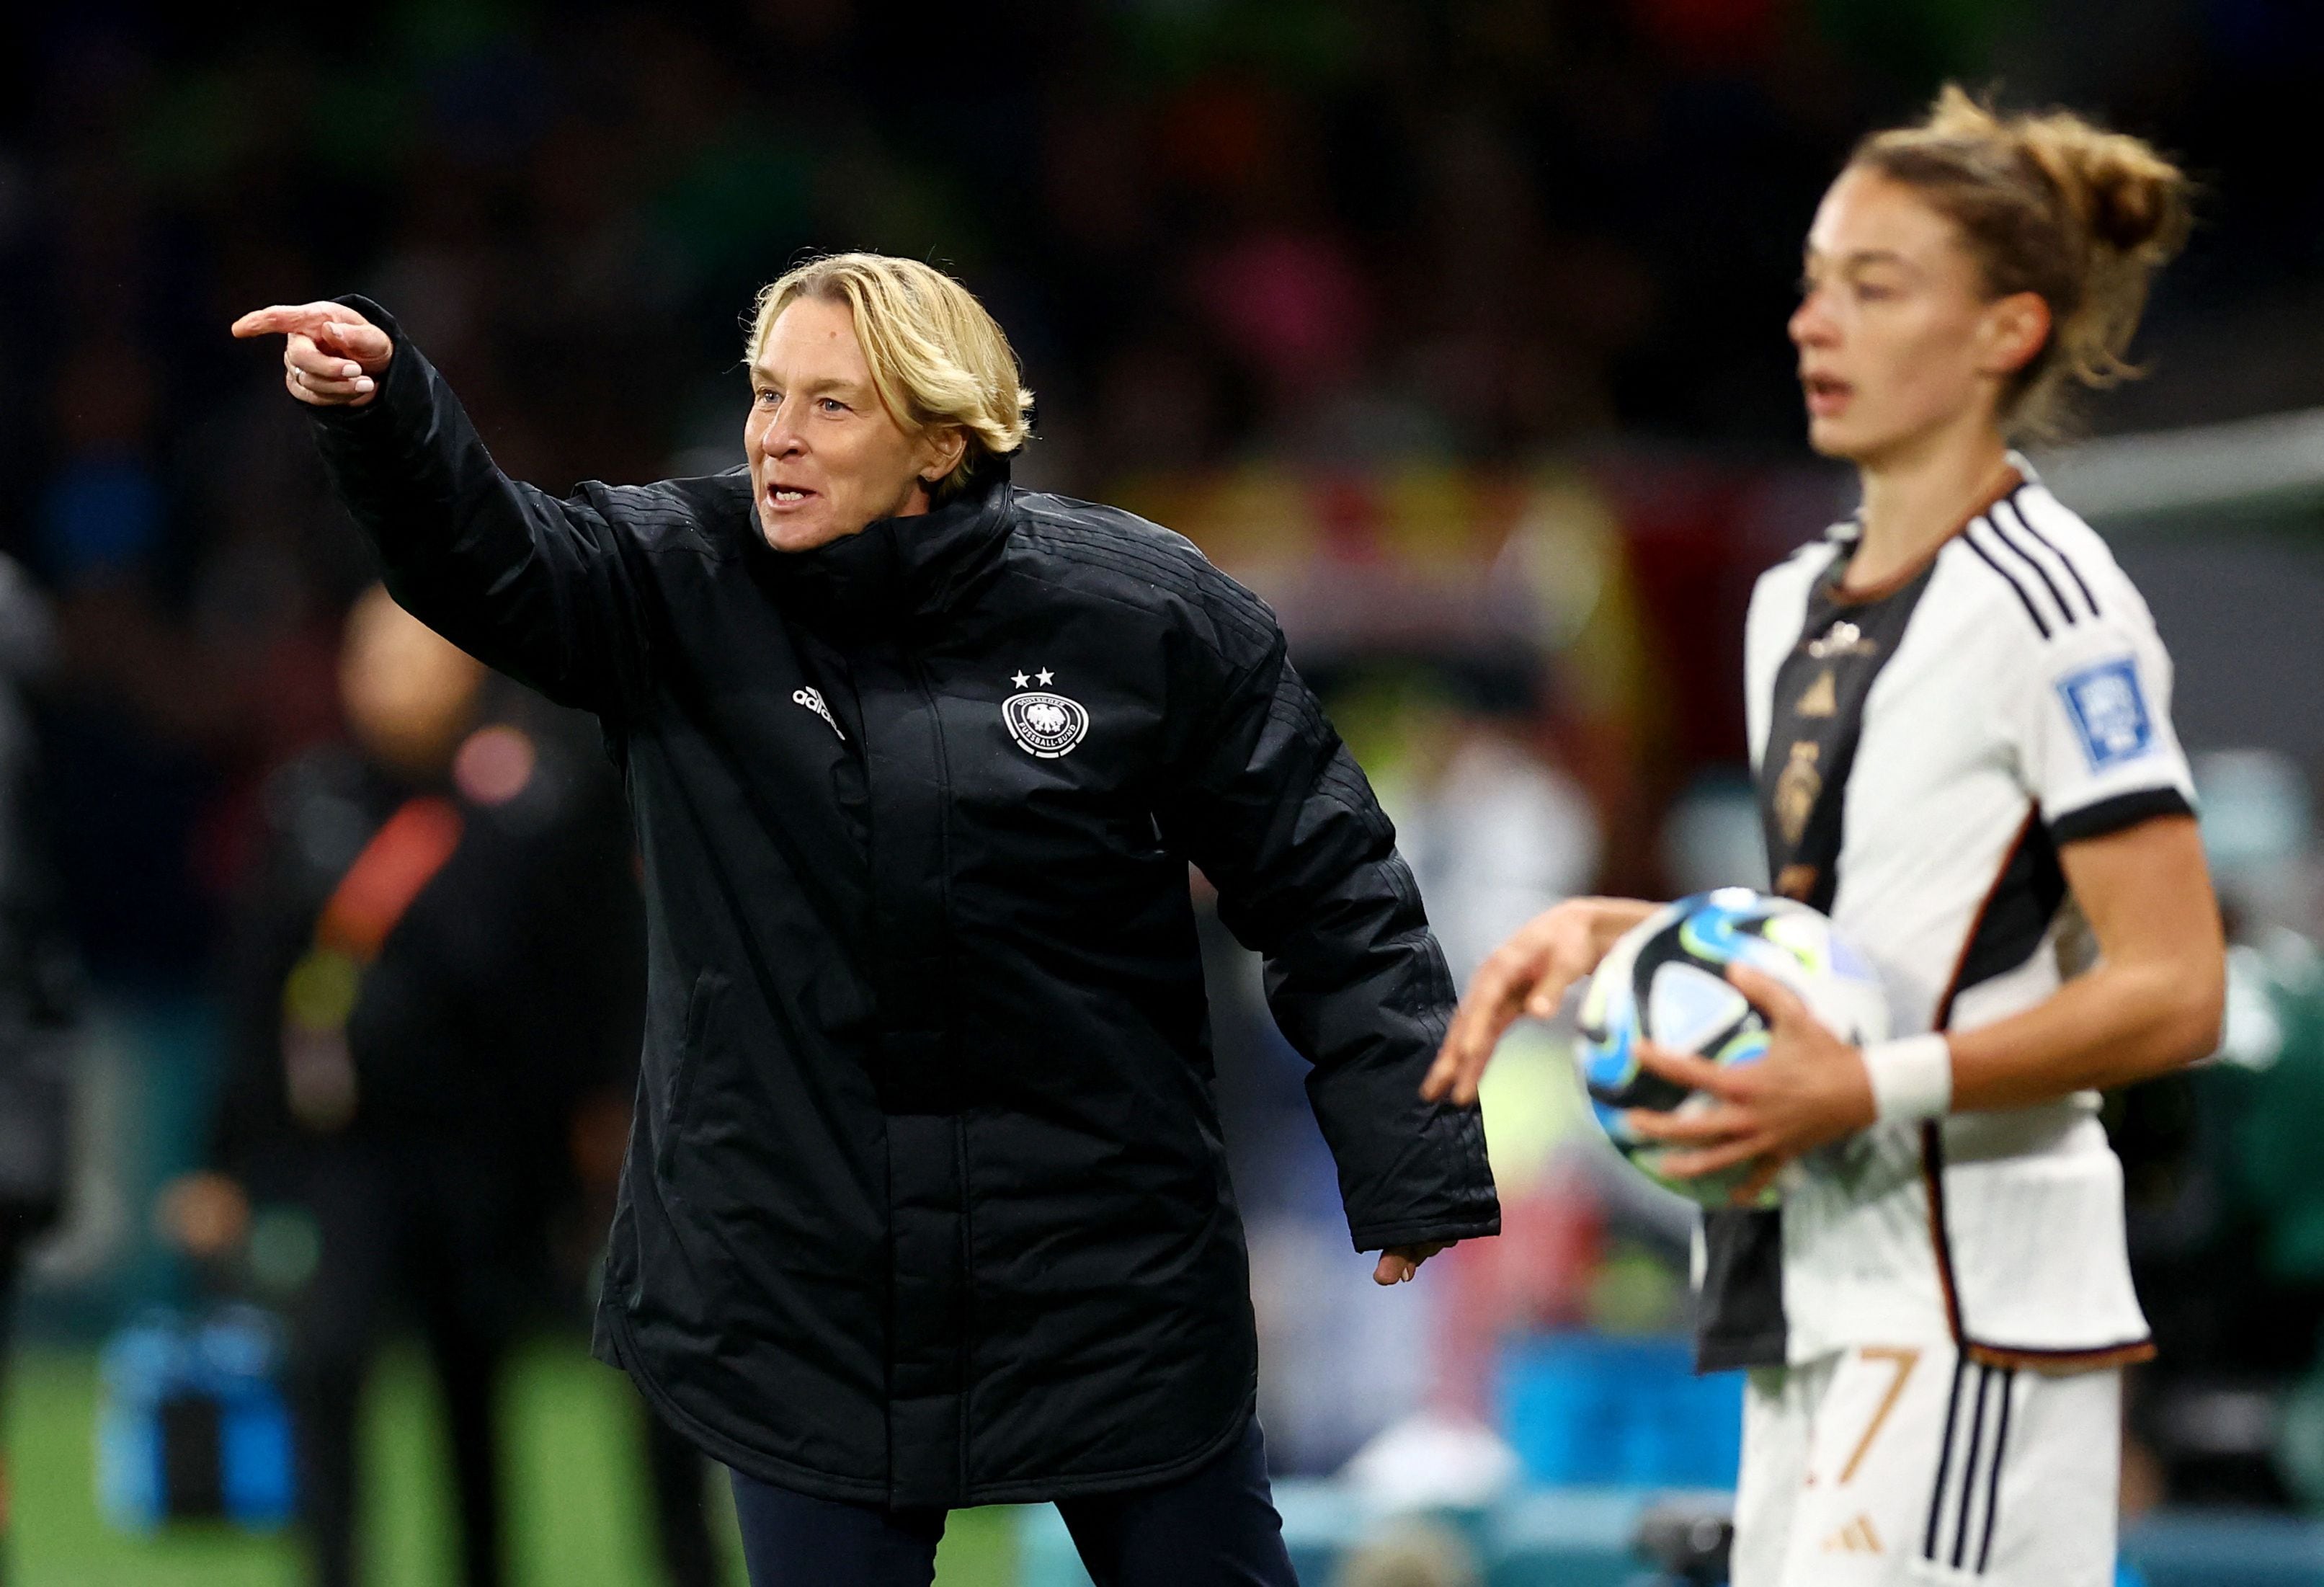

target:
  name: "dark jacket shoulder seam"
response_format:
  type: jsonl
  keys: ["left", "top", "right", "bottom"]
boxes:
{"left": 1015, "top": 512, "right": 1275, "bottom": 650}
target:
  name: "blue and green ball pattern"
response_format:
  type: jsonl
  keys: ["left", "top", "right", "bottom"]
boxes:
{"left": 1577, "top": 888, "right": 1888, "bottom": 1208}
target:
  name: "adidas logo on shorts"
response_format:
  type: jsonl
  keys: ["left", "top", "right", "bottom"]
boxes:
{"left": 1820, "top": 1513, "right": 1884, "bottom": 1555}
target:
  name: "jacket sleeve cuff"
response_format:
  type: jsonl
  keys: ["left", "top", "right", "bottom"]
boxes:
{"left": 1347, "top": 1213, "right": 1502, "bottom": 1254}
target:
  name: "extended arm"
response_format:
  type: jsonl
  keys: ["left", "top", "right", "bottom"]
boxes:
{"left": 232, "top": 299, "right": 650, "bottom": 714}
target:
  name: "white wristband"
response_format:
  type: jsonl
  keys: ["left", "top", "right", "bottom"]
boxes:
{"left": 1861, "top": 1033, "right": 1953, "bottom": 1124}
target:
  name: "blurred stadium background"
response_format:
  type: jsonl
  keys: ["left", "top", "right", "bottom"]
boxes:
{"left": 4, "top": 1, "right": 2324, "bottom": 1583}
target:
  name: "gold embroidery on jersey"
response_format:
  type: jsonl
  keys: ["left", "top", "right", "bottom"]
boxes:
{"left": 1838, "top": 1347, "right": 1922, "bottom": 1485}
{"left": 1819, "top": 1514, "right": 1884, "bottom": 1555}
{"left": 1774, "top": 742, "right": 1822, "bottom": 845}
{"left": 1807, "top": 620, "right": 1877, "bottom": 659}
{"left": 1796, "top": 670, "right": 1838, "bottom": 718}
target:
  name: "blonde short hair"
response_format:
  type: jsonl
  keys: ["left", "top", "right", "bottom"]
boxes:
{"left": 747, "top": 254, "right": 1034, "bottom": 501}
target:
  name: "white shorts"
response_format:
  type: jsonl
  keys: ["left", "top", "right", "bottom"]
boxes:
{"left": 1729, "top": 1343, "right": 2120, "bottom": 1587}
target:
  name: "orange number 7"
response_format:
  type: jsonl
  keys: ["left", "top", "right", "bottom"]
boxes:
{"left": 1838, "top": 1346, "right": 1921, "bottom": 1486}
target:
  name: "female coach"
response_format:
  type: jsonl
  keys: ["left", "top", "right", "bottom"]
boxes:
{"left": 1425, "top": 89, "right": 2224, "bottom": 1586}
{"left": 234, "top": 254, "right": 1499, "bottom": 1587}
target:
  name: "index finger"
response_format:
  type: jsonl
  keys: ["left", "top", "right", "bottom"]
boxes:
{"left": 230, "top": 302, "right": 354, "bottom": 340}
{"left": 1624, "top": 1100, "right": 1750, "bottom": 1144}
{"left": 1726, "top": 961, "right": 1813, "bottom": 1028}
{"left": 1634, "top": 1039, "right": 1743, "bottom": 1098}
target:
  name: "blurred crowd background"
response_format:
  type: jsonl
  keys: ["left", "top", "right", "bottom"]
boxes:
{"left": 4, "top": 1, "right": 2324, "bottom": 1584}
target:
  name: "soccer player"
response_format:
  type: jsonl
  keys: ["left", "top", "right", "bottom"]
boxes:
{"left": 233, "top": 254, "right": 1497, "bottom": 1587}
{"left": 1425, "top": 89, "right": 2225, "bottom": 1585}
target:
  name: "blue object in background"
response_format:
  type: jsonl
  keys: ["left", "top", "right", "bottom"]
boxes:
{"left": 37, "top": 456, "right": 166, "bottom": 588}
{"left": 1486, "top": 1487, "right": 1677, "bottom": 1587}
{"left": 96, "top": 1306, "right": 295, "bottom": 1532}
{"left": 1015, "top": 1482, "right": 2324, "bottom": 1587}
{"left": 1499, "top": 1333, "right": 1743, "bottom": 1490}
{"left": 2120, "top": 1511, "right": 2324, "bottom": 1587}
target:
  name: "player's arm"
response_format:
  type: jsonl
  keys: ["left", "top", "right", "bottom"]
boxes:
{"left": 231, "top": 299, "right": 649, "bottom": 714}
{"left": 1627, "top": 817, "right": 2222, "bottom": 1199}
{"left": 1946, "top": 575, "right": 2225, "bottom": 1106}
{"left": 1420, "top": 896, "right": 1662, "bottom": 1107}
{"left": 1947, "top": 814, "right": 2222, "bottom": 1107}
{"left": 1632, "top": 586, "right": 2225, "bottom": 1196}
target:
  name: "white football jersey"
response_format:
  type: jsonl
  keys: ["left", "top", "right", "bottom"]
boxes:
{"left": 1701, "top": 463, "right": 2192, "bottom": 1372}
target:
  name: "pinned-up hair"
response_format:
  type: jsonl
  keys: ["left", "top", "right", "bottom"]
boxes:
{"left": 1851, "top": 85, "right": 2191, "bottom": 439}
{"left": 748, "top": 254, "right": 1035, "bottom": 500}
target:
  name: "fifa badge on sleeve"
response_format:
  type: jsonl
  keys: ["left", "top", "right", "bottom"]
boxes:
{"left": 2057, "top": 657, "right": 2153, "bottom": 771}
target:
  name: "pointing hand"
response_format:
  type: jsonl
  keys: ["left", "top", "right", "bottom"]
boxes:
{"left": 231, "top": 301, "right": 394, "bottom": 407}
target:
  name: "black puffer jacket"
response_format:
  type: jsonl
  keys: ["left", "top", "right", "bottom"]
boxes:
{"left": 309, "top": 298, "right": 1499, "bottom": 1508}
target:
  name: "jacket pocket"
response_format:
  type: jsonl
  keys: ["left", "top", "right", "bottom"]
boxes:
{"left": 656, "top": 969, "right": 723, "bottom": 1181}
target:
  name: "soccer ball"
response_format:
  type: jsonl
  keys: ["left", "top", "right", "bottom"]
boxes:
{"left": 1577, "top": 888, "right": 1890, "bottom": 1207}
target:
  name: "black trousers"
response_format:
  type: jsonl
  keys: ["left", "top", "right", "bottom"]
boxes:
{"left": 643, "top": 1397, "right": 721, "bottom": 1587}
{"left": 289, "top": 1147, "right": 522, "bottom": 1587}
{"left": 729, "top": 1418, "right": 1298, "bottom": 1587}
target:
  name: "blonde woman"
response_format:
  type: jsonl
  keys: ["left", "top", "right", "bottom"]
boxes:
{"left": 234, "top": 255, "right": 1497, "bottom": 1587}
{"left": 1427, "top": 92, "right": 2224, "bottom": 1585}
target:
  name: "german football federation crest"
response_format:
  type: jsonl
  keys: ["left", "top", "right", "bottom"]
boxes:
{"left": 1002, "top": 669, "right": 1089, "bottom": 758}
{"left": 1774, "top": 740, "right": 1822, "bottom": 845}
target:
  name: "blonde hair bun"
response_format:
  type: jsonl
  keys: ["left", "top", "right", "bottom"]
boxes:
{"left": 1856, "top": 85, "right": 2191, "bottom": 438}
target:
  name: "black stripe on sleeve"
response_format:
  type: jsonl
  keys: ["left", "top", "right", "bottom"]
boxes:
{"left": 1981, "top": 510, "right": 2079, "bottom": 625}
{"left": 2049, "top": 786, "right": 2195, "bottom": 845}
{"left": 1998, "top": 495, "right": 2102, "bottom": 618}
{"left": 1924, "top": 1353, "right": 1969, "bottom": 1562}
{"left": 1960, "top": 530, "right": 2052, "bottom": 639}
{"left": 1976, "top": 1367, "right": 2016, "bottom": 1573}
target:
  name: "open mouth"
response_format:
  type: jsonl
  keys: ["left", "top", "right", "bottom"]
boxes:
{"left": 1802, "top": 373, "right": 1853, "bottom": 413}
{"left": 765, "top": 484, "right": 818, "bottom": 507}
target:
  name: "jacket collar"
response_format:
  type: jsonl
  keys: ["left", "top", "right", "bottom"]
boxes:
{"left": 760, "top": 465, "right": 1015, "bottom": 634}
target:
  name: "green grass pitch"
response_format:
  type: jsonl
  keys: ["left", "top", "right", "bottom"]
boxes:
{"left": 5, "top": 1343, "right": 1014, "bottom": 1586}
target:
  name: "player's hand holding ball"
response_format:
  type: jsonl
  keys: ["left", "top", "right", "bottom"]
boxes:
{"left": 1578, "top": 890, "right": 1891, "bottom": 1208}
{"left": 230, "top": 301, "right": 394, "bottom": 407}
{"left": 1626, "top": 959, "right": 1879, "bottom": 1204}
